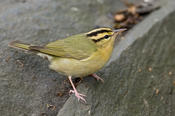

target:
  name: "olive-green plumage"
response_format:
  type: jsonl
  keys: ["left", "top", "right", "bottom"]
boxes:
{"left": 9, "top": 27, "right": 126, "bottom": 102}
{"left": 8, "top": 28, "right": 125, "bottom": 77}
{"left": 35, "top": 34, "right": 97, "bottom": 60}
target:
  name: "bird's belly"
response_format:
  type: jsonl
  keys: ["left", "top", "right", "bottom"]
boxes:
{"left": 49, "top": 53, "right": 110, "bottom": 77}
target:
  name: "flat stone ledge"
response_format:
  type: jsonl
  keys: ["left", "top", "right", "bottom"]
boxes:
{"left": 57, "top": 0, "right": 175, "bottom": 116}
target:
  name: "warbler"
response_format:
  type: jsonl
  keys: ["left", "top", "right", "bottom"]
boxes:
{"left": 9, "top": 27, "right": 126, "bottom": 102}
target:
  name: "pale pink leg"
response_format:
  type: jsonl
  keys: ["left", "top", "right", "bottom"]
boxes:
{"left": 68, "top": 76, "right": 86, "bottom": 103}
{"left": 91, "top": 73, "right": 104, "bottom": 83}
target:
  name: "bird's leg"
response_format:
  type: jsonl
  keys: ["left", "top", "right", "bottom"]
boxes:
{"left": 68, "top": 76, "right": 86, "bottom": 103}
{"left": 91, "top": 73, "right": 104, "bottom": 83}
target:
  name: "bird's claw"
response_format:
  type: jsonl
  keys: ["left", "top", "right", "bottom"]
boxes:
{"left": 69, "top": 90, "right": 86, "bottom": 103}
{"left": 92, "top": 74, "right": 104, "bottom": 83}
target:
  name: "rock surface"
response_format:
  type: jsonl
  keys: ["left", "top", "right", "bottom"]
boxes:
{"left": 0, "top": 0, "right": 141, "bottom": 116}
{"left": 0, "top": 0, "right": 174, "bottom": 116}
{"left": 57, "top": 0, "right": 175, "bottom": 116}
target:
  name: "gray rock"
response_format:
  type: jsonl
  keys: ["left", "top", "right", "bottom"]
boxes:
{"left": 57, "top": 0, "right": 175, "bottom": 116}
{"left": 0, "top": 0, "right": 142, "bottom": 116}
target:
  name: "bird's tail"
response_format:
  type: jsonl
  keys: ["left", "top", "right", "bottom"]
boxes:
{"left": 8, "top": 40, "right": 31, "bottom": 50}
{"left": 8, "top": 40, "right": 54, "bottom": 61}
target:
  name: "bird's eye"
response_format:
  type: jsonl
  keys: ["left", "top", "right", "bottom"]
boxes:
{"left": 104, "top": 35, "right": 109, "bottom": 39}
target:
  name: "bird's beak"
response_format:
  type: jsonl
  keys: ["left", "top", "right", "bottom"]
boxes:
{"left": 112, "top": 28, "right": 127, "bottom": 40}
{"left": 113, "top": 28, "right": 127, "bottom": 33}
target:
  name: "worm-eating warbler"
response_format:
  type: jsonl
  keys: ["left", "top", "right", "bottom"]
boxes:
{"left": 9, "top": 27, "right": 126, "bottom": 102}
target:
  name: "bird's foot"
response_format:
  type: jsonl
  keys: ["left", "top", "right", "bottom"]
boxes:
{"left": 69, "top": 90, "right": 86, "bottom": 103}
{"left": 68, "top": 76, "right": 86, "bottom": 103}
{"left": 91, "top": 73, "right": 104, "bottom": 83}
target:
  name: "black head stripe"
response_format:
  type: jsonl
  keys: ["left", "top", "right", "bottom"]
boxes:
{"left": 92, "top": 35, "right": 112, "bottom": 43}
{"left": 87, "top": 29, "right": 112, "bottom": 37}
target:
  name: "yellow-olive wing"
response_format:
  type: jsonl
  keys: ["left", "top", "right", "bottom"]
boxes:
{"left": 30, "top": 34, "right": 97, "bottom": 60}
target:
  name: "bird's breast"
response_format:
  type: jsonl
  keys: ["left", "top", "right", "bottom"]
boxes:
{"left": 49, "top": 45, "right": 113, "bottom": 77}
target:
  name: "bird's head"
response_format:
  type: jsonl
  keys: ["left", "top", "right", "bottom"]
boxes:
{"left": 86, "top": 27, "right": 126, "bottom": 47}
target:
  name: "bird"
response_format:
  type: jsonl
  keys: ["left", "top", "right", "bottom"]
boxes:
{"left": 8, "top": 27, "right": 126, "bottom": 103}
